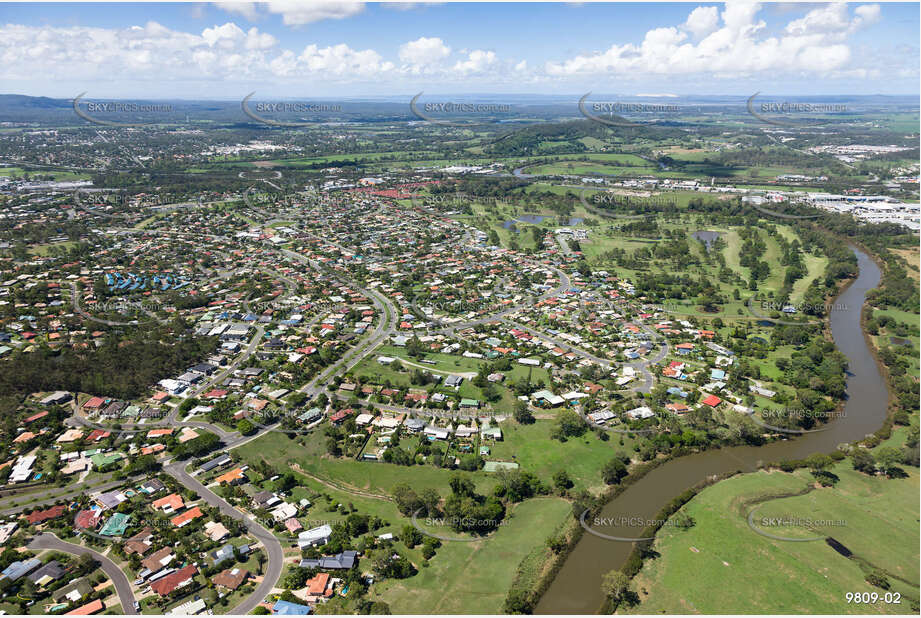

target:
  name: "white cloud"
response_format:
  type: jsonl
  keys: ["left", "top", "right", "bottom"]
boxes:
{"left": 216, "top": 1, "right": 365, "bottom": 26}
{"left": 398, "top": 36, "right": 451, "bottom": 68}
{"left": 545, "top": 2, "right": 881, "bottom": 78}
{"left": 452, "top": 49, "right": 497, "bottom": 74}
{"left": 201, "top": 22, "right": 276, "bottom": 51}
{"left": 683, "top": 6, "right": 719, "bottom": 37}
{"left": 299, "top": 43, "right": 393, "bottom": 76}
{"left": 854, "top": 4, "right": 881, "bottom": 25}
{"left": 0, "top": 20, "right": 394, "bottom": 84}
{"left": 0, "top": 2, "right": 904, "bottom": 93}
{"left": 216, "top": 2, "right": 260, "bottom": 21}
{"left": 265, "top": 1, "right": 365, "bottom": 26}
{"left": 785, "top": 3, "right": 850, "bottom": 36}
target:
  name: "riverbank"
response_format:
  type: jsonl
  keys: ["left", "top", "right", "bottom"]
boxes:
{"left": 534, "top": 244, "right": 890, "bottom": 614}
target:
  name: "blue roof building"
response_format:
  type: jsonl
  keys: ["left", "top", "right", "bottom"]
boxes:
{"left": 273, "top": 600, "right": 312, "bottom": 615}
{"left": 0, "top": 558, "right": 41, "bottom": 582}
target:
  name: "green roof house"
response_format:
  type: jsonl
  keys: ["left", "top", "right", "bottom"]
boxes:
{"left": 99, "top": 512, "right": 130, "bottom": 537}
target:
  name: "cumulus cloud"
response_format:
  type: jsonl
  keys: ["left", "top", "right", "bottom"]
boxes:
{"left": 0, "top": 2, "right": 902, "bottom": 92}
{"left": 398, "top": 36, "right": 451, "bottom": 69}
{"left": 299, "top": 43, "right": 393, "bottom": 76}
{"left": 684, "top": 6, "right": 719, "bottom": 37}
{"left": 201, "top": 23, "right": 277, "bottom": 50}
{"left": 0, "top": 20, "right": 388, "bottom": 84}
{"left": 545, "top": 2, "right": 881, "bottom": 77}
{"left": 215, "top": 1, "right": 365, "bottom": 26}
{"left": 217, "top": 2, "right": 260, "bottom": 21}
{"left": 452, "top": 49, "right": 497, "bottom": 74}
{"left": 265, "top": 1, "right": 365, "bottom": 26}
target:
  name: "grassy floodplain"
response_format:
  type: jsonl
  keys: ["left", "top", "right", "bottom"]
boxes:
{"left": 624, "top": 463, "right": 919, "bottom": 614}
{"left": 232, "top": 429, "right": 577, "bottom": 614}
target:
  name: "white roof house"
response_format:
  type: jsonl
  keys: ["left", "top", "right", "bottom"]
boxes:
{"left": 626, "top": 406, "right": 655, "bottom": 419}
{"left": 298, "top": 524, "right": 332, "bottom": 549}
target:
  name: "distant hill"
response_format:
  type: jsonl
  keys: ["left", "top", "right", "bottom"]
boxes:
{"left": 0, "top": 94, "right": 72, "bottom": 110}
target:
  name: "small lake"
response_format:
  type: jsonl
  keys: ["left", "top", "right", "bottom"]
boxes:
{"left": 693, "top": 230, "right": 723, "bottom": 251}
{"left": 518, "top": 214, "right": 547, "bottom": 224}
{"left": 503, "top": 215, "right": 583, "bottom": 229}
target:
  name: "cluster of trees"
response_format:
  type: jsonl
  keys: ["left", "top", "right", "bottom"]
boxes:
{"left": 852, "top": 444, "right": 916, "bottom": 479}
{"left": 551, "top": 409, "right": 588, "bottom": 441}
{"left": 443, "top": 476, "right": 506, "bottom": 534}
{"left": 0, "top": 327, "right": 217, "bottom": 399}
{"left": 170, "top": 431, "right": 221, "bottom": 459}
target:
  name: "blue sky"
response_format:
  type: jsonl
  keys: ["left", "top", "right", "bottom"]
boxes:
{"left": 0, "top": 2, "right": 917, "bottom": 98}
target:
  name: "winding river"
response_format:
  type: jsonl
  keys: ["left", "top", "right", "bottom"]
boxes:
{"left": 536, "top": 245, "right": 887, "bottom": 614}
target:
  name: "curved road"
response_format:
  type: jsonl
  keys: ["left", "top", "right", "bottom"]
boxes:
{"left": 163, "top": 461, "right": 281, "bottom": 615}
{"left": 28, "top": 532, "right": 138, "bottom": 614}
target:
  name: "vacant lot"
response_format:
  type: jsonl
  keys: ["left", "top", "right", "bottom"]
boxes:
{"left": 374, "top": 497, "right": 572, "bottom": 614}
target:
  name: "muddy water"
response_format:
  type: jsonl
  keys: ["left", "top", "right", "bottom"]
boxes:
{"left": 536, "top": 246, "right": 886, "bottom": 614}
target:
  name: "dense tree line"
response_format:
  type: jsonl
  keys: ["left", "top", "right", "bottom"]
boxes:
{"left": 0, "top": 328, "right": 216, "bottom": 399}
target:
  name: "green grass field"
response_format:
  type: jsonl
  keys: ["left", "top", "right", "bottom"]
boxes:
{"left": 373, "top": 497, "right": 572, "bottom": 613}
{"left": 232, "top": 431, "right": 578, "bottom": 614}
{"left": 489, "top": 418, "right": 636, "bottom": 493}
{"left": 626, "top": 464, "right": 919, "bottom": 614}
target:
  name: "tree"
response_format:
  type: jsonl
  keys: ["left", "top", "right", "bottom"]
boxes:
{"left": 851, "top": 448, "right": 875, "bottom": 474}
{"left": 400, "top": 524, "right": 423, "bottom": 549}
{"left": 504, "top": 589, "right": 533, "bottom": 614}
{"left": 419, "top": 487, "right": 441, "bottom": 516}
{"left": 391, "top": 483, "right": 422, "bottom": 516}
{"left": 601, "top": 569, "right": 632, "bottom": 605}
{"left": 866, "top": 570, "right": 891, "bottom": 590}
{"left": 513, "top": 400, "right": 535, "bottom": 424}
{"left": 236, "top": 419, "right": 255, "bottom": 436}
{"left": 601, "top": 457, "right": 628, "bottom": 485}
{"left": 673, "top": 511, "right": 695, "bottom": 530}
{"left": 552, "top": 409, "right": 587, "bottom": 441}
{"left": 804, "top": 453, "right": 833, "bottom": 472}
{"left": 874, "top": 446, "right": 904, "bottom": 477}
{"left": 553, "top": 470, "right": 573, "bottom": 493}
{"left": 368, "top": 601, "right": 391, "bottom": 614}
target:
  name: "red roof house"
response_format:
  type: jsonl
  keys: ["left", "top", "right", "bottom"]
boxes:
{"left": 701, "top": 394, "right": 722, "bottom": 408}
{"left": 150, "top": 565, "right": 198, "bottom": 596}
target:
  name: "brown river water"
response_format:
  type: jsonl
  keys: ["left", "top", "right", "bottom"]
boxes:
{"left": 536, "top": 246, "right": 887, "bottom": 614}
